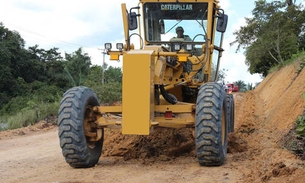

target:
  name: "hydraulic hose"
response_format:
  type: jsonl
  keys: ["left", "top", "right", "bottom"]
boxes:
{"left": 159, "top": 85, "right": 178, "bottom": 104}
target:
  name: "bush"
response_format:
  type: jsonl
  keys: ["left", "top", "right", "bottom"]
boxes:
{"left": 94, "top": 82, "right": 122, "bottom": 104}
{"left": 0, "top": 96, "right": 30, "bottom": 116}
{"left": 0, "top": 84, "right": 63, "bottom": 116}
{"left": 298, "top": 59, "right": 305, "bottom": 74}
{"left": 7, "top": 110, "right": 37, "bottom": 129}
{"left": 6, "top": 101, "right": 59, "bottom": 130}
{"left": 295, "top": 92, "right": 305, "bottom": 136}
{"left": 296, "top": 115, "right": 305, "bottom": 136}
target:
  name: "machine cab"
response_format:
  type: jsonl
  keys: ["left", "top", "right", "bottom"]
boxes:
{"left": 133, "top": 0, "right": 227, "bottom": 81}
{"left": 143, "top": 2, "right": 208, "bottom": 50}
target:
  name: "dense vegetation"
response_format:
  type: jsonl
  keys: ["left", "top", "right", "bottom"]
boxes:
{"left": 231, "top": 0, "right": 305, "bottom": 76}
{"left": 0, "top": 22, "right": 122, "bottom": 129}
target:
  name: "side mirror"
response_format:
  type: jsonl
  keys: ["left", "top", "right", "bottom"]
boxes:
{"left": 216, "top": 13, "right": 228, "bottom": 33}
{"left": 128, "top": 7, "right": 140, "bottom": 31}
{"left": 159, "top": 19, "right": 165, "bottom": 34}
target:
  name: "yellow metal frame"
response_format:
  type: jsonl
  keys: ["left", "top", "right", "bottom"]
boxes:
{"left": 96, "top": 0, "right": 224, "bottom": 135}
{"left": 121, "top": 50, "right": 155, "bottom": 135}
{"left": 95, "top": 102, "right": 195, "bottom": 130}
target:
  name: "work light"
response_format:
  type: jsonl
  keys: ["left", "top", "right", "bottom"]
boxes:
{"left": 186, "top": 44, "right": 193, "bottom": 51}
{"left": 116, "top": 43, "right": 124, "bottom": 51}
{"left": 105, "top": 43, "right": 112, "bottom": 50}
{"left": 173, "top": 43, "right": 181, "bottom": 51}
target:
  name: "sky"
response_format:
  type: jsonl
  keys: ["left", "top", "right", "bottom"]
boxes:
{"left": 1, "top": 0, "right": 302, "bottom": 85}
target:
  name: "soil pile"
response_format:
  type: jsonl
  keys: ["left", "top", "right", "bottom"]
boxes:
{"left": 0, "top": 120, "right": 54, "bottom": 140}
{"left": 103, "top": 127, "right": 195, "bottom": 162}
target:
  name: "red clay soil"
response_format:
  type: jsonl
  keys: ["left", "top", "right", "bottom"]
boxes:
{"left": 0, "top": 61, "right": 304, "bottom": 183}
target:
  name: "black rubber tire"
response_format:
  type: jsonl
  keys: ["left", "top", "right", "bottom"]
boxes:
{"left": 58, "top": 86, "right": 103, "bottom": 168}
{"left": 195, "top": 82, "right": 228, "bottom": 166}
{"left": 226, "top": 94, "right": 235, "bottom": 133}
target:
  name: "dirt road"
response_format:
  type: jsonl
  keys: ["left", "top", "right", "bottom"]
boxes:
{"left": 1, "top": 62, "right": 305, "bottom": 183}
{"left": 0, "top": 124, "right": 241, "bottom": 183}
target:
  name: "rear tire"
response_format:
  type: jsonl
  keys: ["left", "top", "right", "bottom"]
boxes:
{"left": 226, "top": 94, "right": 235, "bottom": 133}
{"left": 195, "top": 82, "right": 228, "bottom": 166}
{"left": 58, "top": 86, "right": 103, "bottom": 168}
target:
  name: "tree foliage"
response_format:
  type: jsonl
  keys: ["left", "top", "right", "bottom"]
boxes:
{"left": 64, "top": 48, "right": 91, "bottom": 87}
{"left": 217, "top": 68, "right": 228, "bottom": 82}
{"left": 0, "top": 23, "right": 123, "bottom": 118}
{"left": 83, "top": 65, "right": 122, "bottom": 104}
{"left": 0, "top": 23, "right": 26, "bottom": 98}
{"left": 104, "top": 66, "right": 122, "bottom": 83}
{"left": 234, "top": 80, "right": 247, "bottom": 92}
{"left": 231, "top": 0, "right": 305, "bottom": 76}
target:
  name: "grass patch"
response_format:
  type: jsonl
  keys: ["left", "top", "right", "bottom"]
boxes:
{"left": 283, "top": 115, "right": 305, "bottom": 159}
{"left": 268, "top": 51, "right": 305, "bottom": 74}
{"left": 282, "top": 123, "right": 305, "bottom": 160}
{"left": 282, "top": 93, "right": 305, "bottom": 159}
{"left": 3, "top": 101, "right": 59, "bottom": 130}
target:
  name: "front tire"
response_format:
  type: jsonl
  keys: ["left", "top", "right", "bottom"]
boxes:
{"left": 58, "top": 86, "right": 103, "bottom": 168}
{"left": 195, "top": 82, "right": 228, "bottom": 166}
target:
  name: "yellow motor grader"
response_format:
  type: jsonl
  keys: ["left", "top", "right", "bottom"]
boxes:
{"left": 58, "top": 0, "right": 234, "bottom": 168}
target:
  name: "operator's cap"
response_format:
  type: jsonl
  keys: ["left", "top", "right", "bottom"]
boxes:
{"left": 176, "top": 26, "right": 184, "bottom": 33}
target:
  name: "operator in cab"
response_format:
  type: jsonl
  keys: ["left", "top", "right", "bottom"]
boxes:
{"left": 170, "top": 26, "right": 192, "bottom": 42}
{"left": 169, "top": 26, "right": 192, "bottom": 52}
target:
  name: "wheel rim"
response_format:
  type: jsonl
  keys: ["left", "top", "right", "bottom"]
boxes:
{"left": 84, "top": 106, "right": 98, "bottom": 149}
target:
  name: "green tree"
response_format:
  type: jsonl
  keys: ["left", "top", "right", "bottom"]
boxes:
{"left": 28, "top": 45, "right": 62, "bottom": 62}
{"left": 104, "top": 66, "right": 122, "bottom": 83}
{"left": 0, "top": 23, "right": 70, "bottom": 110}
{"left": 247, "top": 83, "right": 254, "bottom": 91}
{"left": 100, "top": 82, "right": 122, "bottom": 104}
{"left": 0, "top": 23, "right": 26, "bottom": 98}
{"left": 45, "top": 60, "right": 69, "bottom": 89}
{"left": 231, "top": 0, "right": 305, "bottom": 76}
{"left": 286, "top": 0, "right": 296, "bottom": 6}
{"left": 83, "top": 65, "right": 104, "bottom": 86}
{"left": 82, "top": 65, "right": 122, "bottom": 104}
{"left": 234, "top": 80, "right": 247, "bottom": 92}
{"left": 64, "top": 48, "right": 91, "bottom": 86}
{"left": 217, "top": 68, "right": 228, "bottom": 82}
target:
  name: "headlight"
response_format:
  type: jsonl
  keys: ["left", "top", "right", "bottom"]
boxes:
{"left": 105, "top": 43, "right": 112, "bottom": 50}
{"left": 116, "top": 43, "right": 124, "bottom": 51}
